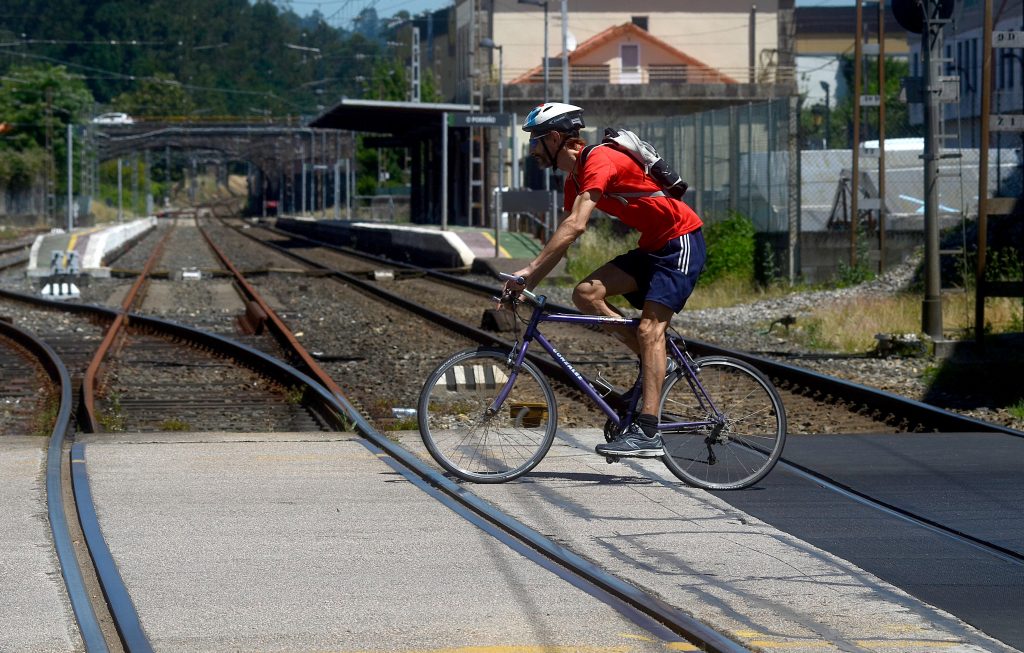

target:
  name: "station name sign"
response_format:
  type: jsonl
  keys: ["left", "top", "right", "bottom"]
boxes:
{"left": 448, "top": 113, "right": 512, "bottom": 128}
{"left": 994, "top": 31, "right": 1021, "bottom": 47}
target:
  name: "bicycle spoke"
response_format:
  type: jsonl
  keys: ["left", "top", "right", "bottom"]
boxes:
{"left": 420, "top": 349, "right": 557, "bottom": 483}
{"left": 660, "top": 357, "right": 786, "bottom": 490}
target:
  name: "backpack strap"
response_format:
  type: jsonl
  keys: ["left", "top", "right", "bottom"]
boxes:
{"left": 573, "top": 142, "right": 671, "bottom": 205}
{"left": 571, "top": 144, "right": 602, "bottom": 193}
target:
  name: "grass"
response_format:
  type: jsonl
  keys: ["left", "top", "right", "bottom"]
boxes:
{"left": 686, "top": 276, "right": 797, "bottom": 310}
{"left": 0, "top": 226, "right": 21, "bottom": 242}
{"left": 1010, "top": 400, "right": 1024, "bottom": 420}
{"left": 98, "top": 393, "right": 126, "bottom": 432}
{"left": 565, "top": 221, "right": 638, "bottom": 281}
{"left": 159, "top": 418, "right": 191, "bottom": 431}
{"left": 792, "top": 293, "right": 1024, "bottom": 353}
{"left": 31, "top": 394, "right": 60, "bottom": 437}
{"left": 561, "top": 220, "right": 1023, "bottom": 353}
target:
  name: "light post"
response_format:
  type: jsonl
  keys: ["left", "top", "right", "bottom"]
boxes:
{"left": 480, "top": 37, "right": 505, "bottom": 257}
{"left": 560, "top": 0, "right": 569, "bottom": 102}
{"left": 820, "top": 80, "right": 831, "bottom": 149}
{"left": 518, "top": 0, "right": 549, "bottom": 103}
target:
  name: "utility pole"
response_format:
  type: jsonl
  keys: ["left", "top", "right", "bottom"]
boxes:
{"left": 44, "top": 87, "right": 54, "bottom": 226}
{"left": 851, "top": 0, "right": 863, "bottom": 268}
{"left": 66, "top": 123, "right": 73, "bottom": 231}
{"left": 921, "top": 0, "right": 946, "bottom": 340}
{"left": 878, "top": 0, "right": 887, "bottom": 273}
{"left": 411, "top": 26, "right": 421, "bottom": 102}
{"left": 560, "top": 0, "right": 569, "bottom": 102}
{"left": 117, "top": 158, "right": 124, "bottom": 223}
{"left": 749, "top": 4, "right": 757, "bottom": 84}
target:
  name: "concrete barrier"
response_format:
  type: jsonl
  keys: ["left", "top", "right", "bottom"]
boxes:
{"left": 84, "top": 217, "right": 157, "bottom": 275}
{"left": 276, "top": 218, "right": 474, "bottom": 268}
{"left": 27, "top": 217, "right": 157, "bottom": 278}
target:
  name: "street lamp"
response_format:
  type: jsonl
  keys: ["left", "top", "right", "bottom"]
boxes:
{"left": 820, "top": 80, "right": 831, "bottom": 150}
{"left": 480, "top": 37, "right": 505, "bottom": 256}
{"left": 518, "top": 0, "right": 549, "bottom": 103}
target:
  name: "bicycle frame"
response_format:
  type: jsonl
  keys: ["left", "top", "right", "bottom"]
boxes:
{"left": 488, "top": 297, "right": 723, "bottom": 433}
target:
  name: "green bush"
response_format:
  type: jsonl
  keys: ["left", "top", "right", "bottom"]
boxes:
{"left": 0, "top": 148, "right": 48, "bottom": 187}
{"left": 701, "top": 212, "right": 755, "bottom": 284}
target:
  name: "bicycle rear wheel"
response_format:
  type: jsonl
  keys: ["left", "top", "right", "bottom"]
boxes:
{"left": 659, "top": 356, "right": 786, "bottom": 490}
{"left": 418, "top": 347, "right": 557, "bottom": 483}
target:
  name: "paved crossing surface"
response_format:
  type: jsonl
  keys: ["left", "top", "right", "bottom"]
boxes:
{"left": 712, "top": 432, "right": 1024, "bottom": 651}
{"left": 4, "top": 428, "right": 1020, "bottom": 651}
{"left": 0, "top": 437, "right": 80, "bottom": 653}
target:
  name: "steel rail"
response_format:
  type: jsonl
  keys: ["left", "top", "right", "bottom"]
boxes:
{"left": 192, "top": 223, "right": 749, "bottom": 651}
{"left": 0, "top": 319, "right": 108, "bottom": 652}
{"left": 221, "top": 224, "right": 580, "bottom": 386}
{"left": 75, "top": 301, "right": 747, "bottom": 652}
{"left": 80, "top": 225, "right": 175, "bottom": 432}
{"left": 196, "top": 223, "right": 351, "bottom": 402}
{"left": 261, "top": 220, "right": 1024, "bottom": 438}
{"left": 70, "top": 441, "right": 154, "bottom": 653}
{"left": 0, "top": 288, "right": 345, "bottom": 651}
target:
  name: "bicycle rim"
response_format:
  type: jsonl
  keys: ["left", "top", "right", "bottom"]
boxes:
{"left": 660, "top": 356, "right": 786, "bottom": 490}
{"left": 418, "top": 348, "right": 557, "bottom": 483}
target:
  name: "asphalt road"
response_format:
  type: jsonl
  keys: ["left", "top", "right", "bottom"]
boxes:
{"left": 711, "top": 432, "right": 1024, "bottom": 651}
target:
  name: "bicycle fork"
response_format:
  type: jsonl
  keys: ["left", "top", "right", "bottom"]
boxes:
{"left": 484, "top": 341, "right": 530, "bottom": 417}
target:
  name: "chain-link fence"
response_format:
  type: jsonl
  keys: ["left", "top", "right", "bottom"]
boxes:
{"left": 631, "top": 99, "right": 795, "bottom": 234}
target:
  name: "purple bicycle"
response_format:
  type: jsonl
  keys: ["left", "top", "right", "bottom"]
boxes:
{"left": 417, "top": 273, "right": 787, "bottom": 489}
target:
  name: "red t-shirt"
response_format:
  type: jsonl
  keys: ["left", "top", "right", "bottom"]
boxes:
{"left": 565, "top": 145, "right": 703, "bottom": 251}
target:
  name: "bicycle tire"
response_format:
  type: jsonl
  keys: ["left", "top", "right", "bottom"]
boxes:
{"left": 659, "top": 356, "right": 787, "bottom": 490}
{"left": 418, "top": 347, "right": 557, "bottom": 483}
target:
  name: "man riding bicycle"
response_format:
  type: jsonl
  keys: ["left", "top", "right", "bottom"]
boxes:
{"left": 503, "top": 102, "right": 706, "bottom": 459}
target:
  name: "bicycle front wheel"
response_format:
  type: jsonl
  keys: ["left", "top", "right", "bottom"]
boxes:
{"left": 659, "top": 356, "right": 786, "bottom": 490}
{"left": 418, "top": 348, "right": 557, "bottom": 483}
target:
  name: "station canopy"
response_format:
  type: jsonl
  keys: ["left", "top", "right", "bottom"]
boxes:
{"left": 309, "top": 98, "right": 473, "bottom": 135}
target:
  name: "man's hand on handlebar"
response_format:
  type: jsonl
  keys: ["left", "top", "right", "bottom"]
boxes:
{"left": 497, "top": 272, "right": 528, "bottom": 309}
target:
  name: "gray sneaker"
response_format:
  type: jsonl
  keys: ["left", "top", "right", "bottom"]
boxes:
{"left": 596, "top": 422, "right": 664, "bottom": 458}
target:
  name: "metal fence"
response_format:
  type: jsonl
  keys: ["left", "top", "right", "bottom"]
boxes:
{"left": 629, "top": 99, "right": 796, "bottom": 233}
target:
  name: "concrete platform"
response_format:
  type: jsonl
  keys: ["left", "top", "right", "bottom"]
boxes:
{"left": 0, "top": 437, "right": 80, "bottom": 653}
{"left": 26, "top": 218, "right": 157, "bottom": 278}
{"left": 69, "top": 429, "right": 1015, "bottom": 652}
{"left": 275, "top": 217, "right": 544, "bottom": 270}
{"left": 77, "top": 432, "right": 677, "bottom": 651}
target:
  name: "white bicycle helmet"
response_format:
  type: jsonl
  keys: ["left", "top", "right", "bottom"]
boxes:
{"left": 522, "top": 102, "right": 585, "bottom": 135}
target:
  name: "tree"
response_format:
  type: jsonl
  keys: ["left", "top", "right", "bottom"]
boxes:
{"left": 112, "top": 73, "right": 195, "bottom": 117}
{"left": 0, "top": 64, "right": 94, "bottom": 151}
{"left": 0, "top": 64, "right": 94, "bottom": 193}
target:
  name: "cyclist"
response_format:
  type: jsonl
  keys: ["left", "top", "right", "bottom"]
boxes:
{"left": 503, "top": 102, "right": 706, "bottom": 458}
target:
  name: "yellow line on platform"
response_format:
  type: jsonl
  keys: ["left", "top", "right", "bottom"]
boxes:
{"left": 66, "top": 225, "right": 105, "bottom": 253}
{"left": 479, "top": 231, "right": 511, "bottom": 258}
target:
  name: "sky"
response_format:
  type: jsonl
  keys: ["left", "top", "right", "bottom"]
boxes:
{"left": 283, "top": 0, "right": 858, "bottom": 29}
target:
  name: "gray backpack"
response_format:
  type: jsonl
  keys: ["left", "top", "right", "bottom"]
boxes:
{"left": 576, "top": 127, "right": 689, "bottom": 204}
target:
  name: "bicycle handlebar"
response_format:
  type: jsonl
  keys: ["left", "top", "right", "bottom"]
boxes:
{"left": 497, "top": 272, "right": 541, "bottom": 306}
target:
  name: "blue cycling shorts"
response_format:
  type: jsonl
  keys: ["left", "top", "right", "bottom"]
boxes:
{"left": 610, "top": 228, "right": 706, "bottom": 313}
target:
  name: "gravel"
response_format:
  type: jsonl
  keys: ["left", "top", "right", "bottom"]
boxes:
{"left": 527, "top": 251, "right": 1023, "bottom": 432}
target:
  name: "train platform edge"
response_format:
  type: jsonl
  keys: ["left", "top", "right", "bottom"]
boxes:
{"left": 274, "top": 217, "right": 560, "bottom": 277}
{"left": 26, "top": 217, "right": 158, "bottom": 278}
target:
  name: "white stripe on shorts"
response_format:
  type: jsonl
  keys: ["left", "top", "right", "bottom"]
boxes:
{"left": 676, "top": 234, "right": 691, "bottom": 273}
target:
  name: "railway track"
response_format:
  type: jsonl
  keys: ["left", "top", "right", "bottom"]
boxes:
{"left": 0, "top": 226, "right": 758, "bottom": 653}
{"left": 2, "top": 215, "right": 1019, "bottom": 652}
{"left": 234, "top": 218, "right": 1024, "bottom": 438}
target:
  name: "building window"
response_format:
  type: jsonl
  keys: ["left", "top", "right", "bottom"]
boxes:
{"left": 631, "top": 16, "right": 648, "bottom": 31}
{"left": 620, "top": 44, "right": 640, "bottom": 83}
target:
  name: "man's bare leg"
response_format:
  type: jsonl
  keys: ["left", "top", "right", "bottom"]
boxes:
{"left": 572, "top": 262, "right": 641, "bottom": 353}
{"left": 637, "top": 300, "right": 674, "bottom": 416}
